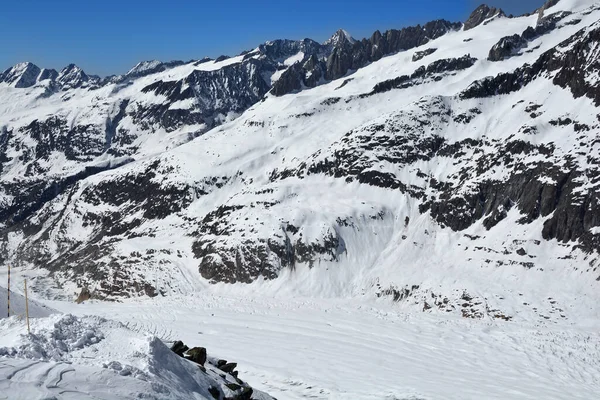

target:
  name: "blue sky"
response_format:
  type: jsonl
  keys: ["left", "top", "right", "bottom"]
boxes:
{"left": 0, "top": 0, "right": 546, "bottom": 77}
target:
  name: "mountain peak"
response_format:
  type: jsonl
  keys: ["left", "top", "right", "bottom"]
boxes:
{"left": 324, "top": 29, "right": 356, "bottom": 47}
{"left": 464, "top": 4, "right": 506, "bottom": 31}
{"left": 127, "top": 60, "right": 162, "bottom": 76}
{"left": 57, "top": 64, "right": 92, "bottom": 89}
{"left": 0, "top": 62, "right": 42, "bottom": 88}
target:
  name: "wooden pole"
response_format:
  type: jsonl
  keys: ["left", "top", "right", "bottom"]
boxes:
{"left": 24, "top": 279, "right": 30, "bottom": 334}
{"left": 7, "top": 265, "right": 10, "bottom": 318}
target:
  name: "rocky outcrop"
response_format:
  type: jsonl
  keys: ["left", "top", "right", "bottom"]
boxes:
{"left": 270, "top": 64, "right": 304, "bottom": 96}
{"left": 169, "top": 340, "right": 272, "bottom": 400}
{"left": 0, "top": 62, "right": 43, "bottom": 88}
{"left": 464, "top": 21, "right": 600, "bottom": 105}
{"left": 56, "top": 64, "right": 99, "bottom": 89}
{"left": 367, "top": 55, "right": 478, "bottom": 95}
{"left": 488, "top": 34, "right": 528, "bottom": 61}
{"left": 413, "top": 48, "right": 437, "bottom": 62}
{"left": 270, "top": 20, "right": 461, "bottom": 96}
{"left": 464, "top": 5, "right": 505, "bottom": 31}
{"left": 1, "top": 0, "right": 599, "bottom": 297}
{"left": 488, "top": 10, "right": 574, "bottom": 62}
{"left": 538, "top": 0, "right": 561, "bottom": 20}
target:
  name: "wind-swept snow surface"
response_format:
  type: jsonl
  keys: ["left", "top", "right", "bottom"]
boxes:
{"left": 0, "top": 313, "right": 274, "bottom": 400}
{"left": 47, "top": 294, "right": 600, "bottom": 400}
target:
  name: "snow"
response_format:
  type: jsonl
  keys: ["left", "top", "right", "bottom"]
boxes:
{"left": 0, "top": 313, "right": 273, "bottom": 399}
{"left": 126, "top": 60, "right": 163, "bottom": 75}
{"left": 36, "top": 293, "right": 600, "bottom": 400}
{"left": 0, "top": 286, "right": 54, "bottom": 320}
{"left": 324, "top": 29, "right": 356, "bottom": 46}
{"left": 1, "top": 0, "right": 600, "bottom": 397}
{"left": 284, "top": 52, "right": 305, "bottom": 66}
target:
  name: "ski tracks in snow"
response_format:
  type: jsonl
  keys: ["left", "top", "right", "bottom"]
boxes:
{"left": 0, "top": 359, "right": 77, "bottom": 399}
{"left": 48, "top": 294, "right": 600, "bottom": 400}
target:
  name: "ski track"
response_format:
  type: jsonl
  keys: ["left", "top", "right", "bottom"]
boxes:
{"left": 48, "top": 294, "right": 600, "bottom": 400}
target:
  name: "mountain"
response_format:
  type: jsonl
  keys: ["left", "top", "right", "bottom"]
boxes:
{"left": 0, "top": 0, "right": 599, "bottom": 324}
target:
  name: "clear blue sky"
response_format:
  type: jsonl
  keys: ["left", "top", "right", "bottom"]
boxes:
{"left": 0, "top": 0, "right": 546, "bottom": 77}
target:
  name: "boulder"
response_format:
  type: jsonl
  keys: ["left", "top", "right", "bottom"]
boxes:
{"left": 76, "top": 287, "right": 91, "bottom": 304}
{"left": 185, "top": 347, "right": 207, "bottom": 366}
{"left": 220, "top": 362, "right": 238, "bottom": 373}
{"left": 170, "top": 340, "right": 189, "bottom": 357}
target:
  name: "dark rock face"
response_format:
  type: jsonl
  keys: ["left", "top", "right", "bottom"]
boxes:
{"left": 139, "top": 59, "right": 273, "bottom": 132}
{"left": 270, "top": 20, "right": 461, "bottom": 96}
{"left": 538, "top": 0, "right": 561, "bottom": 20}
{"left": 271, "top": 64, "right": 303, "bottom": 96}
{"left": 170, "top": 341, "right": 189, "bottom": 357}
{"left": 271, "top": 97, "right": 450, "bottom": 195}
{"left": 413, "top": 48, "right": 437, "bottom": 62}
{"left": 57, "top": 64, "right": 99, "bottom": 89}
{"left": 367, "top": 55, "right": 477, "bottom": 96}
{"left": 0, "top": 63, "right": 42, "bottom": 88}
{"left": 464, "top": 5, "right": 506, "bottom": 31}
{"left": 488, "top": 34, "right": 528, "bottom": 61}
{"left": 489, "top": 10, "right": 573, "bottom": 62}
{"left": 186, "top": 347, "right": 207, "bottom": 366}
{"left": 464, "top": 22, "right": 600, "bottom": 105}
{"left": 219, "top": 362, "right": 237, "bottom": 373}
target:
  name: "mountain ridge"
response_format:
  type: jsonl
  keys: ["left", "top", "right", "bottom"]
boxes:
{"left": 1, "top": 0, "right": 599, "bottom": 327}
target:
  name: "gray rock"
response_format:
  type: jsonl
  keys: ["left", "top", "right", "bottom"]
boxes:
{"left": 412, "top": 48, "right": 437, "bottom": 62}
{"left": 464, "top": 5, "right": 506, "bottom": 31}
{"left": 219, "top": 362, "right": 237, "bottom": 373}
{"left": 170, "top": 341, "right": 189, "bottom": 357}
{"left": 185, "top": 347, "right": 207, "bottom": 366}
{"left": 488, "top": 34, "right": 528, "bottom": 61}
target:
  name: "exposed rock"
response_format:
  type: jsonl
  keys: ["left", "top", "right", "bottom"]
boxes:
{"left": 185, "top": 347, "right": 207, "bottom": 366}
{"left": 170, "top": 340, "right": 189, "bottom": 357}
{"left": 271, "top": 63, "right": 303, "bottom": 96}
{"left": 463, "top": 22, "right": 600, "bottom": 106}
{"left": 368, "top": 55, "right": 477, "bottom": 95}
{"left": 219, "top": 362, "right": 237, "bottom": 373}
{"left": 75, "top": 287, "right": 91, "bottom": 304}
{"left": 0, "top": 62, "right": 42, "bottom": 88}
{"left": 272, "top": 20, "right": 461, "bottom": 95}
{"left": 464, "top": 5, "right": 506, "bottom": 31}
{"left": 488, "top": 34, "right": 528, "bottom": 61}
{"left": 412, "top": 48, "right": 437, "bottom": 62}
{"left": 538, "top": 0, "right": 561, "bottom": 20}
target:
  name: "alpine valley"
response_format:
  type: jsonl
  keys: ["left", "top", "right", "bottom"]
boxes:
{"left": 1, "top": 1, "right": 600, "bottom": 397}
{"left": 0, "top": 0, "right": 599, "bottom": 307}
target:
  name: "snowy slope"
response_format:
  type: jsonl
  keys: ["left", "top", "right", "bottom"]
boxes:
{"left": 0, "top": 313, "right": 274, "bottom": 400}
{"left": 45, "top": 292, "right": 600, "bottom": 400}
{"left": 0, "top": 0, "right": 598, "bottom": 325}
{"left": 0, "top": 286, "right": 55, "bottom": 319}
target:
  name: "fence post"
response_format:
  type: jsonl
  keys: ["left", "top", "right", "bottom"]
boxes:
{"left": 24, "top": 279, "right": 30, "bottom": 335}
{"left": 7, "top": 265, "right": 10, "bottom": 318}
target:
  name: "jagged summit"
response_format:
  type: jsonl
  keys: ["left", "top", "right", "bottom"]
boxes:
{"left": 127, "top": 60, "right": 163, "bottom": 75}
{"left": 324, "top": 29, "right": 356, "bottom": 47}
{"left": 125, "top": 59, "right": 186, "bottom": 79}
{"left": 56, "top": 63, "right": 94, "bottom": 89}
{"left": 0, "top": 61, "right": 42, "bottom": 88}
{"left": 464, "top": 4, "right": 506, "bottom": 30}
